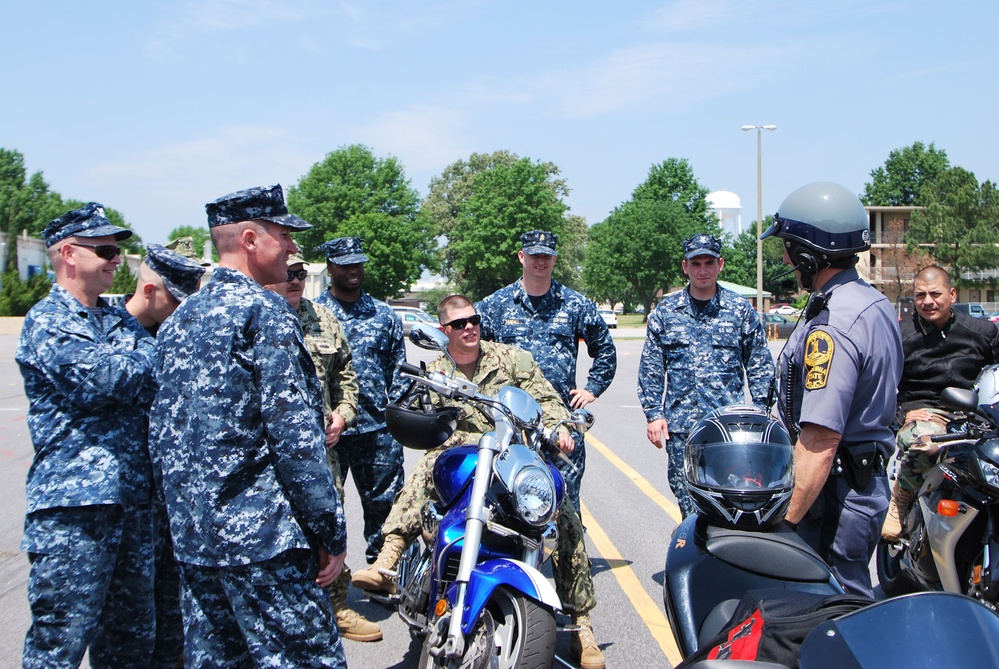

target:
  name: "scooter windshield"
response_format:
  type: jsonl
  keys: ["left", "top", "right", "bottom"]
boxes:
{"left": 799, "top": 592, "right": 999, "bottom": 669}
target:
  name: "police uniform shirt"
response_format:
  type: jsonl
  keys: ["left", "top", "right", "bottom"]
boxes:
{"left": 777, "top": 268, "right": 902, "bottom": 450}
{"left": 476, "top": 278, "right": 617, "bottom": 406}
{"left": 16, "top": 284, "right": 157, "bottom": 517}
{"left": 315, "top": 289, "right": 407, "bottom": 435}
{"left": 149, "top": 268, "right": 345, "bottom": 566}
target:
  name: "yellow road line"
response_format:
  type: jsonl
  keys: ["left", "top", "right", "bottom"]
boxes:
{"left": 585, "top": 433, "right": 682, "bottom": 524}
{"left": 581, "top": 502, "right": 683, "bottom": 667}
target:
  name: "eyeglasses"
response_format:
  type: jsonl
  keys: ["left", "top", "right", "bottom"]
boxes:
{"left": 443, "top": 314, "right": 481, "bottom": 329}
{"left": 287, "top": 268, "right": 308, "bottom": 282}
{"left": 70, "top": 243, "right": 122, "bottom": 260}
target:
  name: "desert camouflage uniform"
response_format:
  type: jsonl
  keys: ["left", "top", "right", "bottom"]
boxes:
{"left": 298, "top": 297, "right": 360, "bottom": 608}
{"left": 638, "top": 285, "right": 772, "bottom": 517}
{"left": 317, "top": 288, "right": 408, "bottom": 562}
{"left": 477, "top": 279, "right": 617, "bottom": 512}
{"left": 382, "top": 340, "right": 597, "bottom": 614}
{"left": 17, "top": 284, "right": 158, "bottom": 668}
{"left": 150, "top": 268, "right": 347, "bottom": 669}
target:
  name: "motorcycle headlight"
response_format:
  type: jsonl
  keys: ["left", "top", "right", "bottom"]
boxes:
{"left": 512, "top": 466, "right": 556, "bottom": 526}
{"left": 979, "top": 458, "right": 999, "bottom": 488}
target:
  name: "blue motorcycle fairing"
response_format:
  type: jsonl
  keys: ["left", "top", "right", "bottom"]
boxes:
{"left": 443, "top": 558, "right": 561, "bottom": 635}
{"left": 548, "top": 462, "right": 566, "bottom": 509}
{"left": 434, "top": 445, "right": 479, "bottom": 508}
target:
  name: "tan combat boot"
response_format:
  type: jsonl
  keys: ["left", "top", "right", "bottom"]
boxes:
{"left": 335, "top": 607, "right": 383, "bottom": 642}
{"left": 881, "top": 484, "right": 914, "bottom": 541}
{"left": 570, "top": 614, "right": 606, "bottom": 669}
{"left": 351, "top": 533, "right": 407, "bottom": 594}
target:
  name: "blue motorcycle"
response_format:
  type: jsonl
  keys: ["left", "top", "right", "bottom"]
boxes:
{"left": 385, "top": 322, "right": 592, "bottom": 669}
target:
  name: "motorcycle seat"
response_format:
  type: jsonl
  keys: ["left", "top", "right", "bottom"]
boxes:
{"left": 703, "top": 524, "right": 833, "bottom": 582}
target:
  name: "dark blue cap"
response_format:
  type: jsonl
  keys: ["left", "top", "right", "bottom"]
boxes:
{"left": 683, "top": 233, "right": 722, "bottom": 259}
{"left": 42, "top": 202, "right": 133, "bottom": 248}
{"left": 205, "top": 184, "right": 310, "bottom": 230}
{"left": 317, "top": 237, "right": 369, "bottom": 265}
{"left": 520, "top": 230, "right": 558, "bottom": 255}
{"left": 144, "top": 244, "right": 206, "bottom": 301}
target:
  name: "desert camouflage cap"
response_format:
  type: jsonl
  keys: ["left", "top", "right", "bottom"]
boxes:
{"left": 145, "top": 244, "right": 206, "bottom": 302}
{"left": 42, "top": 202, "right": 133, "bottom": 248}
{"left": 164, "top": 236, "right": 211, "bottom": 267}
{"left": 287, "top": 252, "right": 308, "bottom": 266}
{"left": 317, "top": 237, "right": 369, "bottom": 265}
{"left": 521, "top": 230, "right": 558, "bottom": 255}
{"left": 683, "top": 233, "right": 722, "bottom": 259}
{"left": 205, "top": 184, "right": 310, "bottom": 230}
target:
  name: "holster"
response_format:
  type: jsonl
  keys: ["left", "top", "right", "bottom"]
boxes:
{"left": 834, "top": 441, "right": 882, "bottom": 490}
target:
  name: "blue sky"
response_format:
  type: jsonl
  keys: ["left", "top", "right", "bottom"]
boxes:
{"left": 2, "top": 1, "right": 996, "bottom": 245}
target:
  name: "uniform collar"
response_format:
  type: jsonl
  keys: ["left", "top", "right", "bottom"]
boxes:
{"left": 513, "top": 278, "right": 561, "bottom": 308}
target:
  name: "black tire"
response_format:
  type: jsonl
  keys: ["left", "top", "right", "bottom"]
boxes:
{"left": 876, "top": 538, "right": 917, "bottom": 597}
{"left": 420, "top": 588, "right": 556, "bottom": 669}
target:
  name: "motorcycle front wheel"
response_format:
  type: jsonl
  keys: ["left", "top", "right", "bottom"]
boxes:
{"left": 876, "top": 538, "right": 917, "bottom": 597}
{"left": 419, "top": 587, "right": 556, "bottom": 669}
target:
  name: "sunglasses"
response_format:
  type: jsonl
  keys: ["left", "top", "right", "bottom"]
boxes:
{"left": 443, "top": 314, "right": 481, "bottom": 329}
{"left": 287, "top": 268, "right": 308, "bottom": 282}
{"left": 70, "top": 243, "right": 122, "bottom": 260}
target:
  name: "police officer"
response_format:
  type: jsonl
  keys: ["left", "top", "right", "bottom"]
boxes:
{"left": 17, "top": 203, "right": 158, "bottom": 668}
{"left": 265, "top": 254, "right": 383, "bottom": 642}
{"left": 355, "top": 295, "right": 606, "bottom": 669}
{"left": 477, "top": 230, "right": 617, "bottom": 513}
{"left": 764, "top": 182, "right": 903, "bottom": 597}
{"left": 123, "top": 244, "right": 205, "bottom": 667}
{"left": 315, "top": 236, "right": 409, "bottom": 564}
{"left": 149, "top": 184, "right": 348, "bottom": 667}
{"left": 638, "top": 233, "right": 773, "bottom": 518}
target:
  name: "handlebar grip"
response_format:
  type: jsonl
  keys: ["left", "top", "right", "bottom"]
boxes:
{"left": 399, "top": 361, "right": 424, "bottom": 377}
{"left": 931, "top": 431, "right": 969, "bottom": 443}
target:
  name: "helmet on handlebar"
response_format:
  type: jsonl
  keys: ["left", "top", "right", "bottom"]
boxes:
{"left": 385, "top": 381, "right": 462, "bottom": 450}
{"left": 685, "top": 405, "right": 795, "bottom": 529}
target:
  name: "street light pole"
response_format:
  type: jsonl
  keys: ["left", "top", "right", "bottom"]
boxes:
{"left": 741, "top": 124, "right": 777, "bottom": 313}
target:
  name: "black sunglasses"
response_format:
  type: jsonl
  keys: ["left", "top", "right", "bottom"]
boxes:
{"left": 70, "top": 243, "right": 122, "bottom": 260}
{"left": 287, "top": 268, "right": 308, "bottom": 282}
{"left": 443, "top": 314, "right": 481, "bottom": 329}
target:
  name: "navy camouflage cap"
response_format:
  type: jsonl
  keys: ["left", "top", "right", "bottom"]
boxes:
{"left": 683, "top": 233, "right": 722, "bottom": 259}
{"left": 144, "top": 244, "right": 206, "bottom": 302}
{"left": 317, "top": 237, "right": 369, "bottom": 265}
{"left": 205, "top": 184, "right": 310, "bottom": 230}
{"left": 520, "top": 230, "right": 558, "bottom": 255}
{"left": 42, "top": 202, "right": 133, "bottom": 248}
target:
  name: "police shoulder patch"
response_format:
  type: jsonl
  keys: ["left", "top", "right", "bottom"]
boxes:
{"left": 803, "top": 330, "right": 835, "bottom": 390}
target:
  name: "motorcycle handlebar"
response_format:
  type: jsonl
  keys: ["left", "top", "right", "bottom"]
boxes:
{"left": 399, "top": 361, "right": 424, "bottom": 377}
{"left": 931, "top": 431, "right": 974, "bottom": 443}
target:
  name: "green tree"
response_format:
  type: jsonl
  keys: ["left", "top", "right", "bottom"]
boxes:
{"left": 445, "top": 157, "right": 571, "bottom": 299}
{"left": 906, "top": 167, "right": 999, "bottom": 282}
{"left": 110, "top": 262, "right": 137, "bottom": 295}
{"left": 423, "top": 150, "right": 523, "bottom": 238}
{"left": 723, "top": 222, "right": 797, "bottom": 301}
{"left": 861, "top": 141, "right": 950, "bottom": 206}
{"left": 632, "top": 157, "right": 713, "bottom": 224}
{"left": 0, "top": 269, "right": 52, "bottom": 316}
{"left": 287, "top": 145, "right": 436, "bottom": 299}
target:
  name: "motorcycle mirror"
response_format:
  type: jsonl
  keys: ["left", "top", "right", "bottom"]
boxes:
{"left": 570, "top": 409, "right": 595, "bottom": 433}
{"left": 409, "top": 322, "right": 449, "bottom": 351}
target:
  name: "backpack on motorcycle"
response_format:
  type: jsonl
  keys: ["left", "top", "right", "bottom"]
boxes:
{"left": 676, "top": 589, "right": 874, "bottom": 667}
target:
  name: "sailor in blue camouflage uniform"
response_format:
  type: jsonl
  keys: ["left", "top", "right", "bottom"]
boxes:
{"left": 316, "top": 236, "right": 408, "bottom": 564}
{"left": 476, "top": 230, "right": 617, "bottom": 513}
{"left": 638, "top": 233, "right": 772, "bottom": 519}
{"left": 148, "top": 184, "right": 348, "bottom": 668}
{"left": 124, "top": 244, "right": 205, "bottom": 668}
{"left": 17, "top": 202, "right": 158, "bottom": 668}
{"left": 765, "top": 183, "right": 902, "bottom": 597}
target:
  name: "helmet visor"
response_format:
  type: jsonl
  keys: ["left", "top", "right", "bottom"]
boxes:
{"left": 686, "top": 441, "right": 794, "bottom": 492}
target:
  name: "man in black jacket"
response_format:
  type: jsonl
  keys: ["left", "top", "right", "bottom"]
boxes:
{"left": 883, "top": 265, "right": 999, "bottom": 540}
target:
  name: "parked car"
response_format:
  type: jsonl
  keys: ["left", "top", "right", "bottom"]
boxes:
{"left": 769, "top": 303, "right": 800, "bottom": 317}
{"left": 598, "top": 308, "right": 618, "bottom": 329}
{"left": 988, "top": 311, "right": 999, "bottom": 323}
{"left": 392, "top": 307, "right": 436, "bottom": 335}
{"left": 763, "top": 312, "right": 797, "bottom": 339}
{"left": 952, "top": 303, "right": 988, "bottom": 319}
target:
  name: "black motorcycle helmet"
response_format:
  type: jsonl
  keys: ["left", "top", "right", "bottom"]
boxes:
{"left": 685, "top": 405, "right": 795, "bottom": 529}
{"left": 384, "top": 383, "right": 461, "bottom": 451}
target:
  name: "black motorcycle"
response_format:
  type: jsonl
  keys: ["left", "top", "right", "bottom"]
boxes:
{"left": 877, "top": 365, "right": 999, "bottom": 607}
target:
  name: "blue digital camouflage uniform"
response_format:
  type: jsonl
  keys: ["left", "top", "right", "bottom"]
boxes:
{"left": 297, "top": 296, "right": 360, "bottom": 609}
{"left": 149, "top": 267, "right": 347, "bottom": 668}
{"left": 477, "top": 279, "right": 617, "bottom": 513}
{"left": 382, "top": 340, "right": 597, "bottom": 614}
{"left": 316, "top": 287, "right": 408, "bottom": 562}
{"left": 638, "top": 284, "right": 773, "bottom": 518}
{"left": 775, "top": 268, "right": 902, "bottom": 596}
{"left": 17, "top": 283, "right": 158, "bottom": 669}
